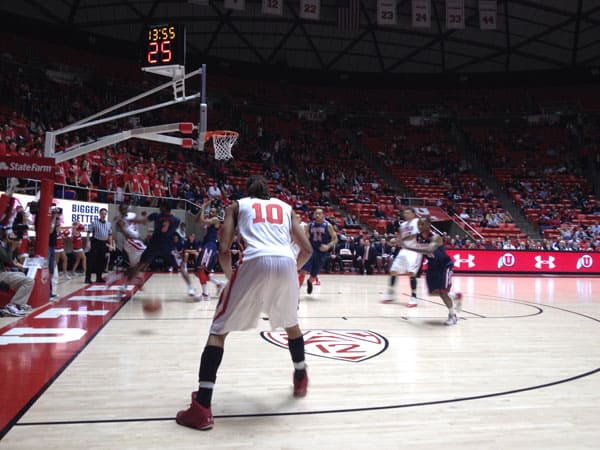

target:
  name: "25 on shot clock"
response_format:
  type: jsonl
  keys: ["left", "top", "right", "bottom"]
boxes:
{"left": 142, "top": 24, "right": 185, "bottom": 68}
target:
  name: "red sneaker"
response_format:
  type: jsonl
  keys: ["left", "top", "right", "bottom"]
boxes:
{"left": 176, "top": 392, "right": 214, "bottom": 430}
{"left": 293, "top": 371, "right": 309, "bottom": 398}
{"left": 314, "top": 278, "right": 321, "bottom": 286}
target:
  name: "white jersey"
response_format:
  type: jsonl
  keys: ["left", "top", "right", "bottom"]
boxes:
{"left": 125, "top": 219, "right": 141, "bottom": 240}
{"left": 399, "top": 218, "right": 419, "bottom": 241}
{"left": 237, "top": 197, "right": 295, "bottom": 261}
{"left": 291, "top": 221, "right": 307, "bottom": 257}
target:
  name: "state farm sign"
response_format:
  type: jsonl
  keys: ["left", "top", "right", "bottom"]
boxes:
{"left": 445, "top": 250, "right": 598, "bottom": 274}
{"left": 0, "top": 155, "right": 55, "bottom": 179}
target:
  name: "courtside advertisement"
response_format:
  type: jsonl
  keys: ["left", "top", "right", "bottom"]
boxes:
{"left": 0, "top": 155, "right": 55, "bottom": 179}
{"left": 446, "top": 250, "right": 598, "bottom": 274}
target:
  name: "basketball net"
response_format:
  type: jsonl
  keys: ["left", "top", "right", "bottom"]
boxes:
{"left": 207, "top": 130, "right": 239, "bottom": 160}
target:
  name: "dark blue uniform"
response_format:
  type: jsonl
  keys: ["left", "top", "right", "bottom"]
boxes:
{"left": 198, "top": 222, "right": 219, "bottom": 271}
{"left": 302, "top": 221, "right": 333, "bottom": 277}
{"left": 140, "top": 212, "right": 180, "bottom": 267}
{"left": 418, "top": 232, "right": 453, "bottom": 293}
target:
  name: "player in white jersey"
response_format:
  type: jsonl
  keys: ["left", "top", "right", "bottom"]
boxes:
{"left": 382, "top": 207, "right": 423, "bottom": 307}
{"left": 176, "top": 175, "right": 313, "bottom": 431}
{"left": 106, "top": 204, "right": 147, "bottom": 293}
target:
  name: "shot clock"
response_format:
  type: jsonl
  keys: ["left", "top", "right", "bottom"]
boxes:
{"left": 142, "top": 24, "right": 185, "bottom": 68}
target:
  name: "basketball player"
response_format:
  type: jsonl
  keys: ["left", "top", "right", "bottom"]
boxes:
{"left": 176, "top": 175, "right": 313, "bottom": 430}
{"left": 123, "top": 202, "right": 200, "bottom": 299}
{"left": 398, "top": 217, "right": 462, "bottom": 325}
{"left": 382, "top": 207, "right": 422, "bottom": 307}
{"left": 300, "top": 208, "right": 337, "bottom": 294}
{"left": 108, "top": 204, "right": 147, "bottom": 292}
{"left": 194, "top": 199, "right": 225, "bottom": 300}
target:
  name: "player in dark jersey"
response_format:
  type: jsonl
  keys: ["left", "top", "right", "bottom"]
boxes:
{"left": 194, "top": 199, "right": 226, "bottom": 300}
{"left": 124, "top": 202, "right": 200, "bottom": 299}
{"left": 399, "top": 217, "right": 462, "bottom": 325}
{"left": 300, "top": 208, "right": 337, "bottom": 294}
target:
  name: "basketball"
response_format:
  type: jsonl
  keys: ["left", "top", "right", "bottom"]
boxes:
{"left": 142, "top": 297, "right": 162, "bottom": 315}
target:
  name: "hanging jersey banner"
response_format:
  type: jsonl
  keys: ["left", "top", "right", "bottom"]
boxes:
{"left": 479, "top": 0, "right": 497, "bottom": 30}
{"left": 446, "top": 0, "right": 465, "bottom": 29}
{"left": 411, "top": 0, "right": 431, "bottom": 28}
{"left": 377, "top": 0, "right": 397, "bottom": 26}
{"left": 262, "top": 0, "right": 283, "bottom": 15}
{"left": 224, "top": 0, "right": 245, "bottom": 10}
{"left": 300, "top": 0, "right": 320, "bottom": 20}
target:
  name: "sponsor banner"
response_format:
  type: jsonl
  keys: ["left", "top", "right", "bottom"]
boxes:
{"left": 445, "top": 250, "right": 599, "bottom": 274}
{"left": 0, "top": 155, "right": 55, "bottom": 180}
{"left": 6, "top": 192, "right": 108, "bottom": 230}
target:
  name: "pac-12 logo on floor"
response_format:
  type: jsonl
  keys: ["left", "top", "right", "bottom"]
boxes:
{"left": 261, "top": 329, "right": 388, "bottom": 362}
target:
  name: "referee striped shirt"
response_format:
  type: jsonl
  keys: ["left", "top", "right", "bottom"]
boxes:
{"left": 89, "top": 219, "right": 112, "bottom": 241}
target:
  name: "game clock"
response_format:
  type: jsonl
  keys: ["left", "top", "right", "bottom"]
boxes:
{"left": 142, "top": 24, "right": 185, "bottom": 68}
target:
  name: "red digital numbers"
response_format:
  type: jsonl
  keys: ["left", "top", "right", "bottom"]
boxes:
{"left": 147, "top": 40, "right": 173, "bottom": 65}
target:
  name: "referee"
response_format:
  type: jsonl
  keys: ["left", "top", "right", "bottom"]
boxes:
{"left": 85, "top": 208, "right": 114, "bottom": 283}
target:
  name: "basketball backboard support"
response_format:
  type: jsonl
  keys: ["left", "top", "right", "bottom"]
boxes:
{"left": 44, "top": 64, "right": 208, "bottom": 163}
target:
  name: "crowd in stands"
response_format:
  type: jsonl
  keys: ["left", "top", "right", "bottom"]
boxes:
{"left": 1, "top": 30, "right": 600, "bottom": 268}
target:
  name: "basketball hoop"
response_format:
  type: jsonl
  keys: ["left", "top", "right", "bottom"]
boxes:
{"left": 207, "top": 130, "right": 239, "bottom": 160}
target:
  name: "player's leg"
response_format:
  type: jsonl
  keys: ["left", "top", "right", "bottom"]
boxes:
{"left": 285, "top": 324, "right": 308, "bottom": 397}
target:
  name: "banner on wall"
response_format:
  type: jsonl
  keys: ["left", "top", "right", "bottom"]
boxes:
{"left": 224, "top": 0, "right": 245, "bottom": 10}
{"left": 262, "top": 0, "right": 283, "bottom": 15}
{"left": 0, "top": 156, "right": 55, "bottom": 180}
{"left": 444, "top": 250, "right": 599, "bottom": 274}
{"left": 5, "top": 192, "right": 108, "bottom": 230}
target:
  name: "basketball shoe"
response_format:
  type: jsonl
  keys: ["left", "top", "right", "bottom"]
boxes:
{"left": 445, "top": 313, "right": 458, "bottom": 326}
{"left": 451, "top": 292, "right": 463, "bottom": 312}
{"left": 407, "top": 295, "right": 417, "bottom": 308}
{"left": 176, "top": 392, "right": 214, "bottom": 430}
{"left": 314, "top": 277, "right": 321, "bottom": 286}
{"left": 306, "top": 279, "right": 313, "bottom": 294}
{"left": 293, "top": 370, "right": 309, "bottom": 398}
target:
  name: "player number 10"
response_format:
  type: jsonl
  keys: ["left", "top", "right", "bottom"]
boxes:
{"left": 252, "top": 202, "right": 284, "bottom": 224}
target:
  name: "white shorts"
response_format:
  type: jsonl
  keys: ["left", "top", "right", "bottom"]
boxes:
{"left": 124, "top": 239, "right": 146, "bottom": 267}
{"left": 390, "top": 248, "right": 423, "bottom": 275}
{"left": 210, "top": 256, "right": 299, "bottom": 335}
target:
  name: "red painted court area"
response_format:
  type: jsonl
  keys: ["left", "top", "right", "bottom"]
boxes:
{"left": 0, "top": 276, "right": 149, "bottom": 438}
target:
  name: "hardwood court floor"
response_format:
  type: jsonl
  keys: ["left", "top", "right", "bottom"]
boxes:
{"left": 1, "top": 273, "right": 599, "bottom": 449}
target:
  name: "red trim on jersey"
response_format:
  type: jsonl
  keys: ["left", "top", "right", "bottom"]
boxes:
{"left": 212, "top": 268, "right": 239, "bottom": 322}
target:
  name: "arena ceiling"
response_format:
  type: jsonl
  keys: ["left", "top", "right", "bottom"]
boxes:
{"left": 3, "top": 0, "right": 600, "bottom": 75}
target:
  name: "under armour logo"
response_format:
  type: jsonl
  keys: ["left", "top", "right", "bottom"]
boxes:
{"left": 453, "top": 254, "right": 475, "bottom": 268}
{"left": 534, "top": 255, "right": 556, "bottom": 269}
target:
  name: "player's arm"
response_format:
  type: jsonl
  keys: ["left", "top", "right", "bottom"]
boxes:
{"left": 400, "top": 234, "right": 443, "bottom": 254}
{"left": 292, "top": 212, "right": 312, "bottom": 269}
{"left": 218, "top": 201, "right": 238, "bottom": 280}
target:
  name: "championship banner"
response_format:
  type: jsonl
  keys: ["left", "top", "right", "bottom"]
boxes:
{"left": 377, "top": 0, "right": 397, "bottom": 26}
{"left": 413, "top": 206, "right": 452, "bottom": 222}
{"left": 479, "top": 0, "right": 497, "bottom": 30}
{"left": 262, "top": 0, "right": 283, "bottom": 15}
{"left": 411, "top": 0, "right": 431, "bottom": 28}
{"left": 445, "top": 250, "right": 599, "bottom": 274}
{"left": 224, "top": 0, "right": 245, "bottom": 11}
{"left": 0, "top": 155, "right": 55, "bottom": 180}
{"left": 300, "top": 0, "right": 320, "bottom": 20}
{"left": 446, "top": 0, "right": 465, "bottom": 29}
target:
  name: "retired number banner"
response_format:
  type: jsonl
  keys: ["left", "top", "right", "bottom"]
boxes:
{"left": 446, "top": 0, "right": 465, "bottom": 29}
{"left": 479, "top": 0, "right": 497, "bottom": 30}
{"left": 411, "top": 0, "right": 430, "bottom": 28}
{"left": 262, "top": 0, "right": 283, "bottom": 16}
{"left": 224, "top": 0, "right": 245, "bottom": 10}
{"left": 300, "top": 0, "right": 320, "bottom": 20}
{"left": 377, "top": 0, "right": 396, "bottom": 26}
